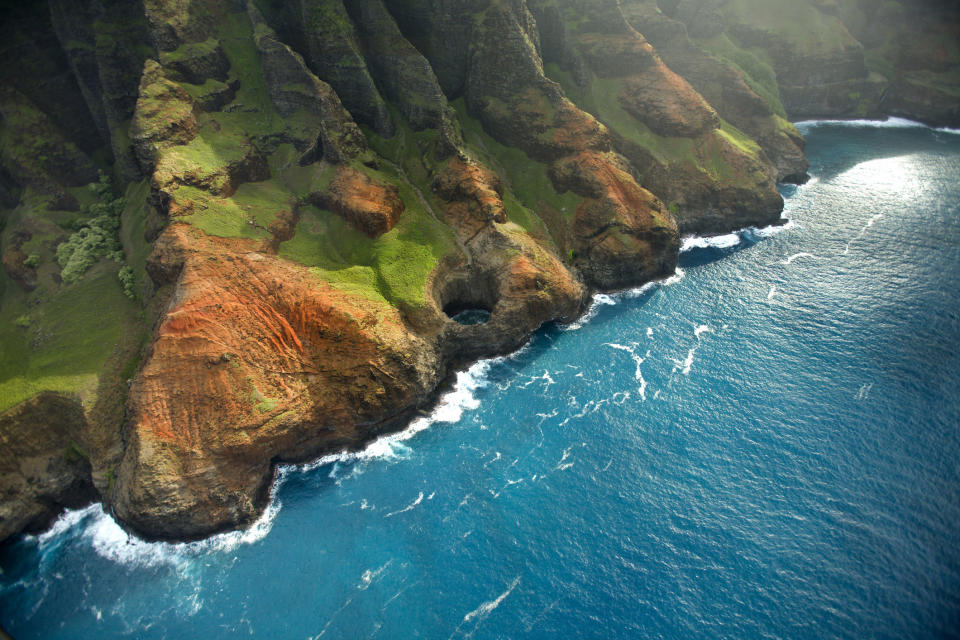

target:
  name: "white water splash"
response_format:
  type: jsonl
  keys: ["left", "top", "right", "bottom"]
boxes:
{"left": 357, "top": 560, "right": 392, "bottom": 590}
{"left": 34, "top": 478, "right": 285, "bottom": 570}
{"left": 462, "top": 576, "right": 521, "bottom": 624}
{"left": 782, "top": 252, "right": 817, "bottom": 265}
{"left": 31, "top": 356, "right": 501, "bottom": 567}
{"left": 795, "top": 116, "right": 960, "bottom": 135}
{"left": 561, "top": 293, "right": 617, "bottom": 331}
{"left": 745, "top": 219, "right": 798, "bottom": 238}
{"left": 680, "top": 232, "right": 742, "bottom": 252}
{"left": 384, "top": 492, "right": 424, "bottom": 518}
{"left": 767, "top": 285, "right": 777, "bottom": 300}
{"left": 562, "top": 267, "right": 686, "bottom": 332}
{"left": 844, "top": 213, "right": 884, "bottom": 254}
{"left": 673, "top": 348, "right": 697, "bottom": 376}
{"left": 604, "top": 342, "right": 649, "bottom": 400}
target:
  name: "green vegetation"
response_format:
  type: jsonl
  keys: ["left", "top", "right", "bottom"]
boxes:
{"left": 159, "top": 37, "right": 220, "bottom": 66}
{"left": 696, "top": 34, "right": 787, "bottom": 118}
{"left": 278, "top": 166, "right": 457, "bottom": 311}
{"left": 718, "top": 0, "right": 858, "bottom": 56}
{"left": 543, "top": 63, "right": 765, "bottom": 191}
{"left": 55, "top": 173, "right": 125, "bottom": 284}
{"left": 118, "top": 179, "right": 153, "bottom": 298}
{"left": 0, "top": 259, "right": 142, "bottom": 413}
{"left": 449, "top": 97, "right": 579, "bottom": 254}
{"left": 544, "top": 64, "right": 697, "bottom": 165}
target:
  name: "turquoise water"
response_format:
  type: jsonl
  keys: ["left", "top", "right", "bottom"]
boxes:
{"left": 2, "top": 121, "right": 960, "bottom": 639}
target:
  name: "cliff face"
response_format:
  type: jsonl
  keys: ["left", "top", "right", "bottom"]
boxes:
{"left": 1, "top": 0, "right": 957, "bottom": 541}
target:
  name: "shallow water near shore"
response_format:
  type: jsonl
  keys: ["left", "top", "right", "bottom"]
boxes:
{"left": 2, "top": 122, "right": 960, "bottom": 639}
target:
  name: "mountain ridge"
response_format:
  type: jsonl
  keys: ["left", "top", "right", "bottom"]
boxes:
{"left": 1, "top": 0, "right": 957, "bottom": 542}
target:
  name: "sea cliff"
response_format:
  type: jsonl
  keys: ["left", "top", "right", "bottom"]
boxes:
{"left": 1, "top": 0, "right": 958, "bottom": 541}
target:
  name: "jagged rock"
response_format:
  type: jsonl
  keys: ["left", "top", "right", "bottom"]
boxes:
{"left": 345, "top": 0, "right": 450, "bottom": 131}
{"left": 433, "top": 158, "right": 506, "bottom": 226}
{"left": 129, "top": 59, "right": 200, "bottom": 173}
{"left": 0, "top": 393, "right": 98, "bottom": 542}
{"left": 676, "top": 0, "right": 724, "bottom": 38}
{"left": 49, "top": 0, "right": 154, "bottom": 180}
{"left": 619, "top": 66, "right": 720, "bottom": 138}
{"left": 0, "top": 86, "right": 99, "bottom": 194}
{"left": 620, "top": 0, "right": 808, "bottom": 181}
{"left": 297, "top": 0, "right": 394, "bottom": 136}
{"left": 159, "top": 37, "right": 231, "bottom": 85}
{"left": 142, "top": 0, "right": 219, "bottom": 51}
{"left": 0, "top": 1, "right": 103, "bottom": 154}
{"left": 248, "top": 3, "right": 368, "bottom": 163}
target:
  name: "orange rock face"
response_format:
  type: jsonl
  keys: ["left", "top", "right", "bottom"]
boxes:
{"left": 312, "top": 166, "right": 404, "bottom": 237}
{"left": 113, "top": 224, "right": 440, "bottom": 538}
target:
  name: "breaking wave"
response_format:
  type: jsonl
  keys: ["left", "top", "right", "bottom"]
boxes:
{"left": 794, "top": 116, "right": 960, "bottom": 135}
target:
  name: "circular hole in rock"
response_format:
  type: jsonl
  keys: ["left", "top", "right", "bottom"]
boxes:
{"left": 449, "top": 309, "right": 491, "bottom": 325}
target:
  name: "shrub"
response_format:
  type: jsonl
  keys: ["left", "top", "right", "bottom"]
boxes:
{"left": 118, "top": 266, "right": 137, "bottom": 300}
{"left": 56, "top": 172, "right": 126, "bottom": 284}
{"left": 24, "top": 254, "right": 40, "bottom": 269}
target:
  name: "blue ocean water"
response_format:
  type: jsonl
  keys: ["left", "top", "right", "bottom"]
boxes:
{"left": 2, "top": 120, "right": 960, "bottom": 639}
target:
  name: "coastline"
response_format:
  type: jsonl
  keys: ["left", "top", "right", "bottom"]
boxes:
{"left": 5, "top": 116, "right": 955, "bottom": 548}
{"left": 22, "top": 213, "right": 799, "bottom": 558}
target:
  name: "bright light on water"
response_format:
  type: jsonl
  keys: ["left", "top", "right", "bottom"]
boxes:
{"left": 2, "top": 123, "right": 959, "bottom": 639}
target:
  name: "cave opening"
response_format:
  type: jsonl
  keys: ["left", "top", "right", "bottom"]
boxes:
{"left": 445, "top": 307, "right": 491, "bottom": 325}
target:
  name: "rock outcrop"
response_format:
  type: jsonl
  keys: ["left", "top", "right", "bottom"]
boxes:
{"left": 0, "top": 393, "right": 97, "bottom": 541}
{"left": 1, "top": 0, "right": 958, "bottom": 543}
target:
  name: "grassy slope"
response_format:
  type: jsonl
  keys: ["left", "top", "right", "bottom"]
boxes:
{"left": 449, "top": 99, "right": 579, "bottom": 253}
{"left": 155, "top": 11, "right": 459, "bottom": 312}
{"left": 544, "top": 63, "right": 766, "bottom": 190}
{"left": 0, "top": 242, "right": 141, "bottom": 413}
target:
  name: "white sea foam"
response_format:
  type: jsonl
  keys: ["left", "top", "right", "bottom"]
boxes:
{"left": 795, "top": 117, "right": 960, "bottom": 135}
{"left": 682, "top": 219, "right": 798, "bottom": 254}
{"left": 604, "top": 342, "right": 648, "bottom": 400}
{"left": 745, "top": 219, "right": 797, "bottom": 238}
{"left": 295, "top": 358, "right": 495, "bottom": 473}
{"left": 782, "top": 252, "right": 817, "bottom": 265}
{"left": 694, "top": 324, "right": 711, "bottom": 338}
{"left": 673, "top": 348, "right": 697, "bottom": 376}
{"left": 385, "top": 492, "right": 424, "bottom": 518}
{"left": 767, "top": 285, "right": 777, "bottom": 300}
{"left": 561, "top": 293, "right": 617, "bottom": 331}
{"left": 662, "top": 267, "right": 686, "bottom": 287}
{"left": 562, "top": 267, "right": 687, "bottom": 332}
{"left": 33, "top": 358, "right": 498, "bottom": 566}
{"left": 357, "top": 560, "right": 392, "bottom": 590}
{"left": 35, "top": 475, "right": 286, "bottom": 570}
{"left": 680, "top": 232, "right": 742, "bottom": 252}
{"left": 462, "top": 576, "right": 521, "bottom": 624}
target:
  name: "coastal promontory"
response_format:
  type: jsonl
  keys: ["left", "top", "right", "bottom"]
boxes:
{"left": 1, "top": 0, "right": 958, "bottom": 541}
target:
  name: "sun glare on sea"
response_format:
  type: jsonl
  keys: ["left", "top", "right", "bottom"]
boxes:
{"left": 837, "top": 155, "right": 924, "bottom": 195}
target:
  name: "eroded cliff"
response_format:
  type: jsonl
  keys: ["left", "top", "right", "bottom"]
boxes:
{"left": 1, "top": 0, "right": 957, "bottom": 541}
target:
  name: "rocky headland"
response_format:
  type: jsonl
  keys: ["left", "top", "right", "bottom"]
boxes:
{"left": 1, "top": 0, "right": 958, "bottom": 542}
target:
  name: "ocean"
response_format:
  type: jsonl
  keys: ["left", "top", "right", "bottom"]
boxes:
{"left": 2, "top": 119, "right": 959, "bottom": 639}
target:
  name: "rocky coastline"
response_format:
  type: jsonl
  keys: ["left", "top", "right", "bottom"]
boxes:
{"left": 1, "top": 0, "right": 958, "bottom": 543}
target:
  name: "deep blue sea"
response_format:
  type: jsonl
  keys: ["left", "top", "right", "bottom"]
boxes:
{"left": 2, "top": 120, "right": 960, "bottom": 639}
